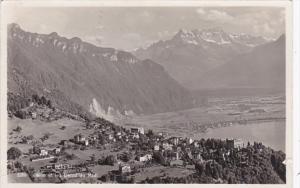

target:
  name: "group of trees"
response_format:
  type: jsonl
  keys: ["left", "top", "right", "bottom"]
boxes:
{"left": 21, "top": 135, "right": 34, "bottom": 144}
{"left": 193, "top": 148, "right": 286, "bottom": 184}
{"left": 8, "top": 92, "right": 54, "bottom": 119}
{"left": 7, "top": 147, "right": 22, "bottom": 160}
{"left": 195, "top": 161, "right": 223, "bottom": 180}
{"left": 142, "top": 174, "right": 213, "bottom": 184}
{"left": 153, "top": 152, "right": 168, "bottom": 166}
{"left": 143, "top": 154, "right": 285, "bottom": 184}
{"left": 31, "top": 94, "right": 52, "bottom": 108}
{"left": 98, "top": 155, "right": 117, "bottom": 166}
{"left": 40, "top": 132, "right": 52, "bottom": 142}
{"left": 271, "top": 151, "right": 286, "bottom": 182}
{"left": 117, "top": 152, "right": 132, "bottom": 162}
{"left": 133, "top": 130, "right": 286, "bottom": 184}
{"left": 8, "top": 93, "right": 52, "bottom": 112}
{"left": 7, "top": 92, "right": 31, "bottom": 117}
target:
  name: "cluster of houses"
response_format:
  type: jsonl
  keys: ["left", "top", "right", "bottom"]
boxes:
{"left": 73, "top": 119, "right": 248, "bottom": 171}
{"left": 14, "top": 101, "right": 84, "bottom": 122}
{"left": 72, "top": 124, "right": 146, "bottom": 148}
{"left": 21, "top": 117, "right": 253, "bottom": 182}
{"left": 29, "top": 146, "right": 61, "bottom": 162}
{"left": 40, "top": 163, "right": 93, "bottom": 178}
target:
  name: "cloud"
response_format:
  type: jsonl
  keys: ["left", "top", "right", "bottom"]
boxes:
{"left": 253, "top": 23, "right": 276, "bottom": 36}
{"left": 196, "top": 8, "right": 206, "bottom": 15}
{"left": 279, "top": 9, "right": 285, "bottom": 23}
{"left": 232, "top": 9, "right": 284, "bottom": 38}
{"left": 196, "top": 9, "right": 234, "bottom": 23}
{"left": 208, "top": 10, "right": 234, "bottom": 22}
{"left": 116, "top": 32, "right": 144, "bottom": 50}
{"left": 96, "top": 25, "right": 105, "bottom": 31}
{"left": 140, "top": 10, "right": 156, "bottom": 23}
{"left": 157, "top": 30, "right": 172, "bottom": 39}
{"left": 196, "top": 8, "right": 284, "bottom": 39}
{"left": 83, "top": 36, "right": 104, "bottom": 46}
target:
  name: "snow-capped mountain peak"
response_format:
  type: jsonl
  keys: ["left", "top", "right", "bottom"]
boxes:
{"left": 171, "top": 28, "right": 269, "bottom": 47}
{"left": 133, "top": 27, "right": 274, "bottom": 90}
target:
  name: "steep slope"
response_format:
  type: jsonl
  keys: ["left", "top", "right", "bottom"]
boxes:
{"left": 197, "top": 34, "right": 285, "bottom": 91}
{"left": 134, "top": 28, "right": 270, "bottom": 89}
{"left": 7, "top": 23, "right": 195, "bottom": 120}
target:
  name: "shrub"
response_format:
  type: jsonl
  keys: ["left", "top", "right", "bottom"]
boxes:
{"left": 14, "top": 126, "right": 22, "bottom": 133}
{"left": 7, "top": 147, "right": 22, "bottom": 160}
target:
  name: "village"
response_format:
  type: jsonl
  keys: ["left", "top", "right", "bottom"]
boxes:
{"left": 7, "top": 94, "right": 286, "bottom": 184}
{"left": 7, "top": 113, "right": 273, "bottom": 183}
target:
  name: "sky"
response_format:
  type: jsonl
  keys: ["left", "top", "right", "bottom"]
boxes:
{"left": 6, "top": 6, "right": 285, "bottom": 50}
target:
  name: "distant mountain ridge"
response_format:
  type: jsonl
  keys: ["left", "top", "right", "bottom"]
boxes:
{"left": 196, "top": 34, "right": 285, "bottom": 91}
{"left": 172, "top": 28, "right": 270, "bottom": 47}
{"left": 134, "top": 28, "right": 272, "bottom": 89}
{"left": 7, "top": 23, "right": 195, "bottom": 120}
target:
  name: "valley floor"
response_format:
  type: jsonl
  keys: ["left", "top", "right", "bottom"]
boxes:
{"left": 121, "top": 94, "right": 285, "bottom": 150}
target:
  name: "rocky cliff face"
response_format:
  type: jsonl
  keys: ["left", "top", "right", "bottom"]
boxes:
{"left": 7, "top": 23, "right": 195, "bottom": 119}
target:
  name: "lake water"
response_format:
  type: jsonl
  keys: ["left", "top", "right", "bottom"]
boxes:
{"left": 194, "top": 121, "right": 285, "bottom": 152}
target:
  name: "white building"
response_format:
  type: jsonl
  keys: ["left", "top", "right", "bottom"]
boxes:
{"left": 188, "top": 138, "right": 193, "bottom": 144}
{"left": 54, "top": 147, "right": 61, "bottom": 154}
{"left": 154, "top": 145, "right": 160, "bottom": 151}
{"left": 132, "top": 133, "right": 140, "bottom": 139}
{"left": 119, "top": 165, "right": 131, "bottom": 174}
{"left": 108, "top": 134, "right": 114, "bottom": 140}
{"left": 31, "top": 112, "right": 37, "bottom": 119}
{"left": 138, "top": 154, "right": 152, "bottom": 162}
{"left": 40, "top": 149, "right": 48, "bottom": 156}
{"left": 74, "top": 134, "right": 85, "bottom": 143}
{"left": 162, "top": 143, "right": 173, "bottom": 150}
{"left": 169, "top": 137, "right": 179, "bottom": 145}
{"left": 234, "top": 139, "right": 244, "bottom": 148}
{"left": 130, "top": 127, "right": 144, "bottom": 135}
{"left": 116, "top": 132, "right": 122, "bottom": 136}
{"left": 194, "top": 141, "right": 199, "bottom": 148}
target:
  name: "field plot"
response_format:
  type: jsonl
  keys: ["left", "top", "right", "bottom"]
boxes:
{"left": 8, "top": 118, "right": 89, "bottom": 148}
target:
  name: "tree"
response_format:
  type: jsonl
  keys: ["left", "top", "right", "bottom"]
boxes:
{"left": 65, "top": 153, "right": 77, "bottom": 160}
{"left": 32, "top": 94, "right": 40, "bottom": 103}
{"left": 14, "top": 126, "right": 22, "bottom": 133}
{"left": 146, "top": 129, "right": 154, "bottom": 138}
{"left": 90, "top": 154, "right": 96, "bottom": 163}
{"left": 46, "top": 100, "right": 52, "bottom": 108}
{"left": 40, "top": 96, "right": 47, "bottom": 105}
{"left": 118, "top": 152, "right": 131, "bottom": 162}
{"left": 104, "top": 155, "right": 116, "bottom": 166}
{"left": 41, "top": 134, "right": 50, "bottom": 142}
{"left": 153, "top": 152, "right": 167, "bottom": 166}
{"left": 15, "top": 110, "right": 27, "bottom": 119}
{"left": 195, "top": 162, "right": 205, "bottom": 176}
{"left": 7, "top": 147, "right": 22, "bottom": 160}
{"left": 271, "top": 152, "right": 286, "bottom": 182}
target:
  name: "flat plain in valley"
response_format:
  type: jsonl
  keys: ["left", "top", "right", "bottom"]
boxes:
{"left": 121, "top": 94, "right": 285, "bottom": 150}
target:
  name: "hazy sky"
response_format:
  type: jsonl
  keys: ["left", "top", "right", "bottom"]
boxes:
{"left": 6, "top": 6, "right": 285, "bottom": 50}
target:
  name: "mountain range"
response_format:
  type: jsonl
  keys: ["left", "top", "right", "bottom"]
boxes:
{"left": 133, "top": 28, "right": 283, "bottom": 90}
{"left": 7, "top": 23, "right": 195, "bottom": 120}
{"left": 7, "top": 23, "right": 285, "bottom": 120}
{"left": 197, "top": 34, "right": 285, "bottom": 90}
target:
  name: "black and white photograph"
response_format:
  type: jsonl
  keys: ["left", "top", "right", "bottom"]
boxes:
{"left": 0, "top": 0, "right": 294, "bottom": 186}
